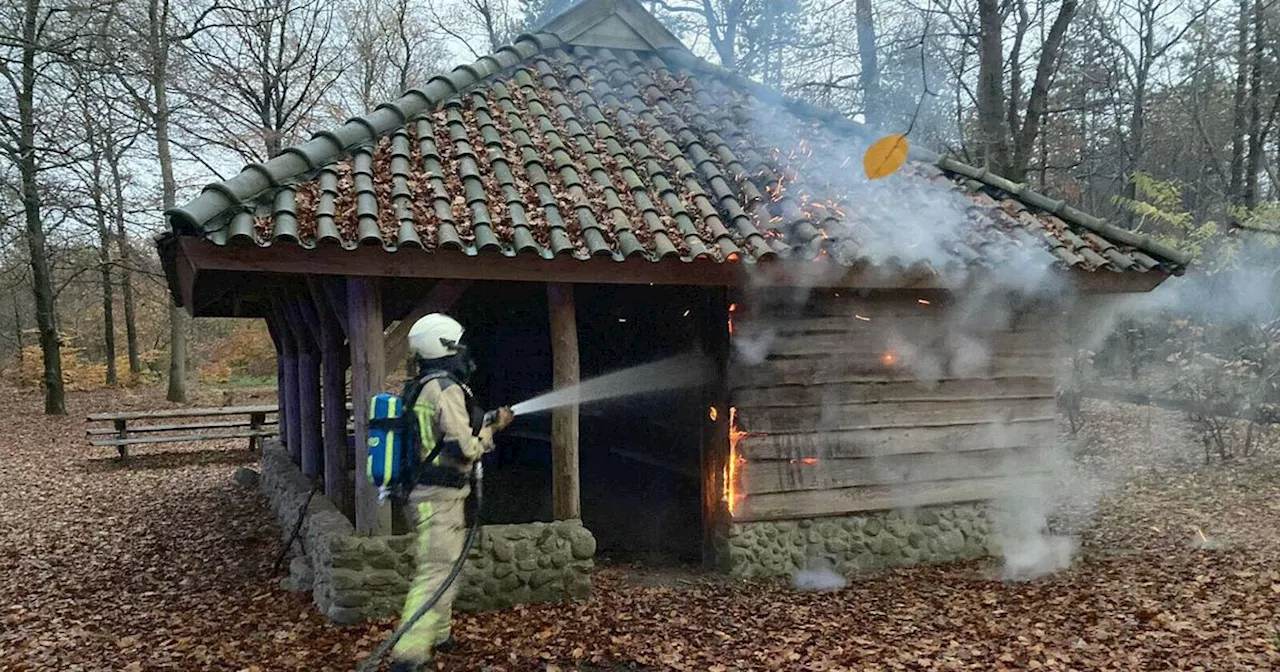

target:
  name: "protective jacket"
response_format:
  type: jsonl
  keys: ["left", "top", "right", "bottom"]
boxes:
{"left": 392, "top": 369, "right": 495, "bottom": 665}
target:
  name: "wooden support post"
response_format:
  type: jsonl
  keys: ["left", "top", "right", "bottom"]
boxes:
{"left": 348, "top": 277, "right": 390, "bottom": 535}
{"left": 264, "top": 314, "right": 289, "bottom": 448}
{"left": 548, "top": 283, "right": 580, "bottom": 520}
{"left": 280, "top": 290, "right": 322, "bottom": 473}
{"left": 289, "top": 291, "right": 324, "bottom": 477}
{"left": 700, "top": 288, "right": 732, "bottom": 570}
{"left": 270, "top": 301, "right": 303, "bottom": 461}
{"left": 309, "top": 277, "right": 354, "bottom": 520}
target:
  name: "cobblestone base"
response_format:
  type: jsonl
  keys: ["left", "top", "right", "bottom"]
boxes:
{"left": 719, "top": 504, "right": 996, "bottom": 578}
{"left": 259, "top": 442, "right": 594, "bottom": 624}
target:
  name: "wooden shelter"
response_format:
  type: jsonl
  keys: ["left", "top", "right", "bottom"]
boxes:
{"left": 159, "top": 0, "right": 1188, "bottom": 569}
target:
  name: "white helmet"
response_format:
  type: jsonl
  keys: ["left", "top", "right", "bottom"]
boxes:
{"left": 407, "top": 313, "right": 465, "bottom": 361}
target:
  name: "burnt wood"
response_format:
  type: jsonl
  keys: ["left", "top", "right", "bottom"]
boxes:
{"left": 700, "top": 287, "right": 732, "bottom": 569}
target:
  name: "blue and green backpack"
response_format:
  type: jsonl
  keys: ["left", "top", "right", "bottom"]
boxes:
{"left": 365, "top": 372, "right": 450, "bottom": 491}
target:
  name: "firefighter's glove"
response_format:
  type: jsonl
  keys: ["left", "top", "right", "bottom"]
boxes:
{"left": 488, "top": 407, "right": 515, "bottom": 432}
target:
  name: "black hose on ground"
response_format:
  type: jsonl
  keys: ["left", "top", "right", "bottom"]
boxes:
{"left": 272, "top": 482, "right": 319, "bottom": 575}
{"left": 356, "top": 463, "right": 484, "bottom": 672}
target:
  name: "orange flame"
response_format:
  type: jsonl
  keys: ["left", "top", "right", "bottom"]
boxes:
{"left": 708, "top": 406, "right": 718, "bottom": 422}
{"left": 724, "top": 407, "right": 751, "bottom": 516}
{"left": 790, "top": 457, "right": 819, "bottom": 465}
{"left": 881, "top": 350, "right": 900, "bottom": 367}
{"left": 728, "top": 302, "right": 737, "bottom": 336}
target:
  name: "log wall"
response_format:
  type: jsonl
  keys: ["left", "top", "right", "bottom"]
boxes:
{"left": 727, "top": 290, "right": 1061, "bottom": 522}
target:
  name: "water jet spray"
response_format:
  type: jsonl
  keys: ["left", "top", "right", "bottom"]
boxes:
{"left": 502, "top": 352, "right": 715, "bottom": 418}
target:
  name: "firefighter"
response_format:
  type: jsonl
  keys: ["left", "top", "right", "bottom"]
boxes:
{"left": 391, "top": 313, "right": 513, "bottom": 671}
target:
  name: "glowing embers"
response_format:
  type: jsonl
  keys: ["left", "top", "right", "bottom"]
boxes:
{"left": 728, "top": 302, "right": 738, "bottom": 336}
{"left": 880, "top": 350, "right": 900, "bottom": 367}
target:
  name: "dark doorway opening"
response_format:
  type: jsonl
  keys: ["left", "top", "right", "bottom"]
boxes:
{"left": 452, "top": 281, "right": 711, "bottom": 567}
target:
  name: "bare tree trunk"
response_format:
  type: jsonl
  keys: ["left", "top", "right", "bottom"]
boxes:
{"left": 1006, "top": 0, "right": 1029, "bottom": 151}
{"left": 1010, "top": 0, "right": 1078, "bottom": 183}
{"left": 18, "top": 0, "right": 65, "bottom": 415}
{"left": 90, "top": 149, "right": 118, "bottom": 386}
{"left": 1229, "top": 0, "right": 1249, "bottom": 203}
{"left": 106, "top": 144, "right": 140, "bottom": 376}
{"left": 149, "top": 0, "right": 187, "bottom": 403}
{"left": 13, "top": 299, "right": 23, "bottom": 361}
{"left": 1244, "top": 0, "right": 1263, "bottom": 207}
{"left": 977, "top": 0, "right": 1009, "bottom": 172}
{"left": 854, "top": 0, "right": 880, "bottom": 128}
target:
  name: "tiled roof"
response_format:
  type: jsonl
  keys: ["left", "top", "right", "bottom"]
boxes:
{"left": 165, "top": 13, "right": 1189, "bottom": 277}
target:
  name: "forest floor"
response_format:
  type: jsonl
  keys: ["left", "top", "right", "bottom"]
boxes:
{"left": 1, "top": 386, "right": 1279, "bottom": 671}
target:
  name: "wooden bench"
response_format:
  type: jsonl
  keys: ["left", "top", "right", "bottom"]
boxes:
{"left": 86, "top": 405, "right": 279, "bottom": 459}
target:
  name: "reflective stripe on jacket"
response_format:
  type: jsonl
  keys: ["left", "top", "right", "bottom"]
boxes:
{"left": 413, "top": 377, "right": 495, "bottom": 478}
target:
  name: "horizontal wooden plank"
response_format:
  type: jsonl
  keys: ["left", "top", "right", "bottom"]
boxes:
{"left": 736, "top": 398, "right": 1057, "bottom": 434}
{"left": 729, "top": 355, "right": 1059, "bottom": 388}
{"left": 733, "top": 474, "right": 1050, "bottom": 521}
{"left": 89, "top": 430, "right": 276, "bottom": 447}
{"left": 741, "top": 446, "right": 1059, "bottom": 495}
{"left": 738, "top": 420, "right": 1056, "bottom": 460}
{"left": 755, "top": 314, "right": 1057, "bottom": 336}
{"left": 86, "top": 418, "right": 279, "bottom": 436}
{"left": 86, "top": 405, "right": 278, "bottom": 422}
{"left": 763, "top": 330, "right": 1061, "bottom": 358}
{"left": 731, "top": 377, "right": 1055, "bottom": 408}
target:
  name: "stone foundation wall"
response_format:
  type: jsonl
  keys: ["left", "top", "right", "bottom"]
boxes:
{"left": 719, "top": 504, "right": 997, "bottom": 578}
{"left": 259, "top": 442, "right": 594, "bottom": 624}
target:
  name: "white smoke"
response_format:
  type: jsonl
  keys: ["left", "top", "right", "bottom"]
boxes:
{"left": 727, "top": 90, "right": 1096, "bottom": 581}
{"left": 791, "top": 561, "right": 849, "bottom": 592}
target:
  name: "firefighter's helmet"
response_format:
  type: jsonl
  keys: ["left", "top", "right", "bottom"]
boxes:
{"left": 407, "top": 313, "right": 465, "bottom": 361}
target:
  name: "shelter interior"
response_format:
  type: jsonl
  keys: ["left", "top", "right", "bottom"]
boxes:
{"left": 452, "top": 281, "right": 714, "bottom": 566}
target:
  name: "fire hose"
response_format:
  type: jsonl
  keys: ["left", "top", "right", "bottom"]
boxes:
{"left": 355, "top": 460, "right": 484, "bottom": 672}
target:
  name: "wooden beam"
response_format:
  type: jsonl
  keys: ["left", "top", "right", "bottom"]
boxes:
{"left": 177, "top": 240, "right": 1173, "bottom": 319}
{"left": 283, "top": 290, "right": 323, "bottom": 477}
{"left": 316, "top": 276, "right": 349, "bottom": 337}
{"left": 182, "top": 239, "right": 1171, "bottom": 293}
{"left": 310, "top": 278, "right": 354, "bottom": 520}
{"left": 383, "top": 280, "right": 471, "bottom": 378}
{"left": 348, "top": 277, "right": 390, "bottom": 535}
{"left": 548, "top": 283, "right": 580, "bottom": 521}
{"left": 701, "top": 287, "right": 731, "bottom": 570}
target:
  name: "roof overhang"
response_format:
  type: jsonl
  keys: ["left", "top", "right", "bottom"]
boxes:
{"left": 168, "top": 237, "right": 1170, "bottom": 318}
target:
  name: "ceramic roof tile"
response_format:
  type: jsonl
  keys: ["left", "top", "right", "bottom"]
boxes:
{"left": 165, "top": 33, "right": 1189, "bottom": 277}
